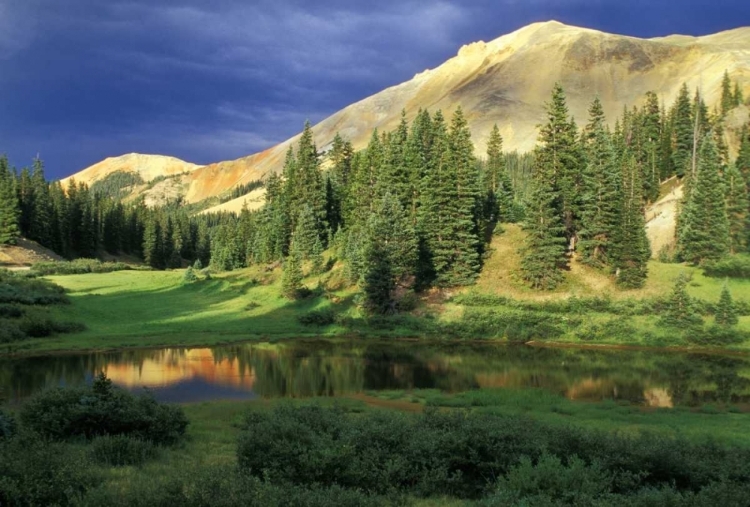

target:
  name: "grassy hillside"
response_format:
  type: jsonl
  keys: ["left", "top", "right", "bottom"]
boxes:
{"left": 4, "top": 223, "right": 749, "bottom": 355}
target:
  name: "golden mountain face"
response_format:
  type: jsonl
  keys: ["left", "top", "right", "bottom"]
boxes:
{"left": 63, "top": 21, "right": 750, "bottom": 212}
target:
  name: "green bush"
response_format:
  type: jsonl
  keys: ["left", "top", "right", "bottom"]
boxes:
{"left": 89, "top": 435, "right": 159, "bottom": 466}
{"left": 480, "top": 454, "right": 614, "bottom": 506}
{"left": 0, "top": 269, "right": 69, "bottom": 305}
{"left": 77, "top": 463, "right": 386, "bottom": 507}
{"left": 19, "top": 316, "right": 86, "bottom": 337}
{"left": 703, "top": 255, "right": 750, "bottom": 279}
{"left": 0, "top": 320, "right": 25, "bottom": 343}
{"left": 31, "top": 259, "right": 140, "bottom": 276}
{"left": 236, "top": 405, "right": 750, "bottom": 500}
{"left": 685, "top": 325, "right": 748, "bottom": 346}
{"left": 20, "top": 373, "right": 188, "bottom": 445}
{"left": 298, "top": 308, "right": 336, "bottom": 326}
{"left": 0, "top": 435, "right": 99, "bottom": 506}
{"left": 0, "top": 408, "right": 15, "bottom": 439}
{"left": 0, "top": 304, "right": 23, "bottom": 318}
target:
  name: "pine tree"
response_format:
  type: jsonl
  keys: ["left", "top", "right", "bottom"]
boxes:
{"left": 485, "top": 124, "right": 514, "bottom": 224}
{"left": 310, "top": 236, "right": 325, "bottom": 275}
{"left": 520, "top": 177, "right": 569, "bottom": 290}
{"left": 419, "top": 108, "right": 482, "bottom": 287}
{"left": 578, "top": 98, "right": 620, "bottom": 267}
{"left": 659, "top": 274, "right": 703, "bottom": 328}
{"left": 737, "top": 124, "right": 750, "bottom": 185}
{"left": 639, "top": 92, "right": 662, "bottom": 203}
{"left": 0, "top": 156, "right": 20, "bottom": 245}
{"left": 281, "top": 241, "right": 304, "bottom": 299}
{"left": 28, "top": 158, "right": 53, "bottom": 248}
{"left": 536, "top": 84, "right": 584, "bottom": 243}
{"left": 404, "top": 108, "right": 433, "bottom": 224}
{"left": 721, "top": 70, "right": 734, "bottom": 116}
{"left": 671, "top": 83, "right": 694, "bottom": 178}
{"left": 143, "top": 215, "right": 164, "bottom": 269}
{"left": 612, "top": 155, "right": 650, "bottom": 289}
{"left": 18, "top": 167, "right": 33, "bottom": 236}
{"left": 733, "top": 82, "right": 745, "bottom": 108}
{"left": 366, "top": 192, "right": 417, "bottom": 283}
{"left": 363, "top": 240, "right": 395, "bottom": 315}
{"left": 659, "top": 106, "right": 676, "bottom": 180}
{"left": 293, "top": 204, "right": 320, "bottom": 260}
{"left": 283, "top": 122, "right": 327, "bottom": 248}
{"left": 715, "top": 283, "right": 738, "bottom": 327}
{"left": 677, "top": 136, "right": 730, "bottom": 264}
{"left": 725, "top": 162, "right": 748, "bottom": 254}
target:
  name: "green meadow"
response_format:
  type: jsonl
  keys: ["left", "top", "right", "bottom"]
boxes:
{"left": 2, "top": 231, "right": 749, "bottom": 354}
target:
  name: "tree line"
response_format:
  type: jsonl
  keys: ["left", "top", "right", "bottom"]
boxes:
{"left": 1, "top": 71, "right": 748, "bottom": 307}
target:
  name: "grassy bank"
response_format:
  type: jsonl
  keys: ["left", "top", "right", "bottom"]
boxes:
{"left": 5, "top": 388, "right": 750, "bottom": 506}
{"left": 3, "top": 226, "right": 749, "bottom": 355}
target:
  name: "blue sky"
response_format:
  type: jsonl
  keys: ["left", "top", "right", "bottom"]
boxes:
{"left": 1, "top": 0, "right": 749, "bottom": 179}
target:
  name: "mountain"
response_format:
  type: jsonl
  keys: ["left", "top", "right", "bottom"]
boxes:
{"left": 64, "top": 20, "right": 750, "bottom": 211}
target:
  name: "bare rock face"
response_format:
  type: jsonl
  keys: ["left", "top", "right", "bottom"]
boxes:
{"left": 64, "top": 21, "right": 750, "bottom": 210}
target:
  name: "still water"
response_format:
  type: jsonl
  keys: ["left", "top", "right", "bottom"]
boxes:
{"left": 1, "top": 340, "right": 749, "bottom": 407}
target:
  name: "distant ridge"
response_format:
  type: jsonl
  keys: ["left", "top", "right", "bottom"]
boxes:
{"left": 64, "top": 21, "right": 750, "bottom": 210}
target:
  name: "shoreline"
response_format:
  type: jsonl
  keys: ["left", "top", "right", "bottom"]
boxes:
{"left": 3, "top": 331, "right": 749, "bottom": 359}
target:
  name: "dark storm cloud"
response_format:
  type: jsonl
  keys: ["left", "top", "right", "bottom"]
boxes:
{"left": 0, "top": 0, "right": 748, "bottom": 178}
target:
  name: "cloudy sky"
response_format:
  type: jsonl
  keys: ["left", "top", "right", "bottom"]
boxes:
{"left": 1, "top": 0, "right": 748, "bottom": 179}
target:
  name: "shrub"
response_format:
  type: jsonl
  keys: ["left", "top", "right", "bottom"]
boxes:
{"left": 298, "top": 308, "right": 336, "bottom": 326}
{"left": 77, "top": 463, "right": 385, "bottom": 507}
{"left": 0, "top": 320, "right": 25, "bottom": 343}
{"left": 0, "top": 408, "right": 15, "bottom": 439}
{"left": 182, "top": 266, "right": 198, "bottom": 283}
{"left": 20, "top": 373, "right": 188, "bottom": 445}
{"left": 703, "top": 255, "right": 750, "bottom": 279}
{"left": 31, "top": 259, "right": 138, "bottom": 276}
{"left": 19, "top": 316, "right": 86, "bottom": 337}
{"left": 480, "top": 454, "right": 614, "bottom": 506}
{"left": 90, "top": 435, "right": 159, "bottom": 466}
{"left": 236, "top": 405, "right": 750, "bottom": 500}
{"left": 0, "top": 304, "right": 23, "bottom": 318}
{"left": 0, "top": 435, "right": 99, "bottom": 506}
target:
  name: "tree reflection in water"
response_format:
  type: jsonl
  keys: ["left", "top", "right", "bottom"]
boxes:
{"left": 1, "top": 341, "right": 749, "bottom": 407}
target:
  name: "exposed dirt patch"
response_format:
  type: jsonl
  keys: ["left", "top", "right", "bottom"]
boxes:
{"left": 0, "top": 238, "right": 63, "bottom": 268}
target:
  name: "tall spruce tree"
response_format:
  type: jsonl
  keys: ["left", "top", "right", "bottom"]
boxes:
{"left": 520, "top": 84, "right": 578, "bottom": 288}
{"left": 737, "top": 124, "right": 750, "bottom": 185}
{"left": 362, "top": 240, "right": 395, "bottom": 315}
{"left": 520, "top": 177, "right": 568, "bottom": 290}
{"left": 535, "top": 83, "right": 583, "bottom": 245}
{"left": 578, "top": 98, "right": 620, "bottom": 267}
{"left": 143, "top": 215, "right": 164, "bottom": 269}
{"left": 284, "top": 122, "right": 327, "bottom": 245}
{"left": 721, "top": 70, "right": 734, "bottom": 116}
{"left": 659, "top": 106, "right": 676, "bottom": 180}
{"left": 671, "top": 83, "right": 694, "bottom": 178}
{"left": 734, "top": 82, "right": 745, "bottom": 107}
{"left": 725, "top": 162, "right": 748, "bottom": 254}
{"left": 293, "top": 204, "right": 320, "bottom": 260}
{"left": 366, "top": 192, "right": 417, "bottom": 283}
{"left": 677, "top": 136, "right": 730, "bottom": 264}
{"left": 485, "top": 124, "right": 514, "bottom": 224}
{"left": 0, "top": 156, "right": 20, "bottom": 245}
{"left": 29, "top": 158, "right": 53, "bottom": 248}
{"left": 612, "top": 155, "right": 650, "bottom": 288}
{"left": 639, "top": 92, "right": 662, "bottom": 203}
{"left": 420, "top": 108, "right": 482, "bottom": 287}
{"left": 281, "top": 241, "right": 304, "bottom": 299}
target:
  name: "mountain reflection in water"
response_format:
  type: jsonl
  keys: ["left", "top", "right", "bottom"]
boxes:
{"left": 1, "top": 341, "right": 749, "bottom": 407}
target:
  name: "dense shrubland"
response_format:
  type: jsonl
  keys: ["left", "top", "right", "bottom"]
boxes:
{"left": 3, "top": 383, "right": 750, "bottom": 506}
{"left": 0, "top": 268, "right": 84, "bottom": 343}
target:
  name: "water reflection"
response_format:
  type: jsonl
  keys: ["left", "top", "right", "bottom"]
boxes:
{"left": 1, "top": 341, "right": 749, "bottom": 406}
